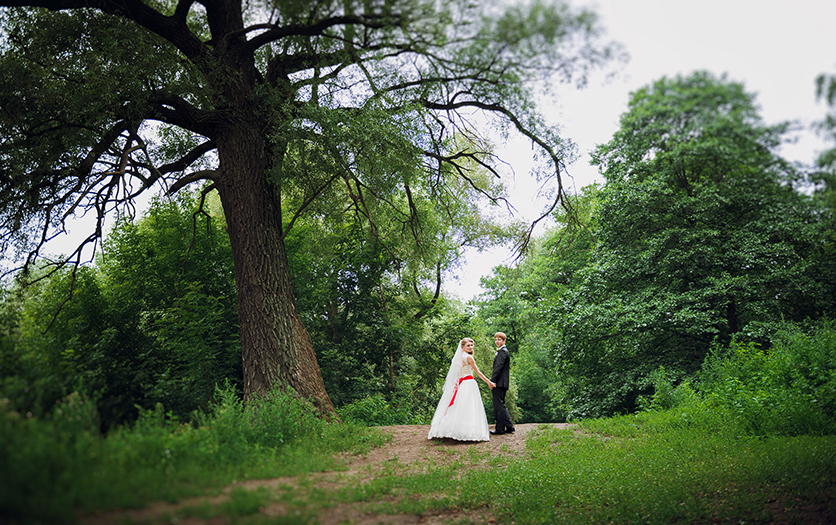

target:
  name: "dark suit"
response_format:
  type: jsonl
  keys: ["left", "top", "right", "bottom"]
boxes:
{"left": 490, "top": 344, "right": 514, "bottom": 433}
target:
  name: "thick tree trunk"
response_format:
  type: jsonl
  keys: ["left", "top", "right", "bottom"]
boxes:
{"left": 215, "top": 121, "right": 335, "bottom": 416}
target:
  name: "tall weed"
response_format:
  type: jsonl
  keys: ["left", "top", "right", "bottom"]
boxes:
{"left": 0, "top": 393, "right": 101, "bottom": 522}
{"left": 337, "top": 393, "right": 425, "bottom": 426}
{"left": 636, "top": 366, "right": 700, "bottom": 412}
{"left": 699, "top": 320, "right": 836, "bottom": 436}
{"left": 0, "top": 384, "right": 380, "bottom": 523}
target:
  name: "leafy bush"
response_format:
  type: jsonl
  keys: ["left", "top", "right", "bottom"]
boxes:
{"left": 0, "top": 384, "right": 377, "bottom": 523}
{"left": 0, "top": 392, "right": 102, "bottom": 522}
{"left": 512, "top": 342, "right": 563, "bottom": 423}
{"left": 196, "top": 383, "right": 328, "bottom": 455}
{"left": 337, "top": 393, "right": 425, "bottom": 426}
{"left": 698, "top": 320, "right": 836, "bottom": 436}
{"left": 636, "top": 366, "right": 699, "bottom": 412}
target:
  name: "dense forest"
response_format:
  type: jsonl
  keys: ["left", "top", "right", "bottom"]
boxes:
{"left": 2, "top": 70, "right": 835, "bottom": 432}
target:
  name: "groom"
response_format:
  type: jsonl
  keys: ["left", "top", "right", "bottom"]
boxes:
{"left": 489, "top": 332, "right": 515, "bottom": 435}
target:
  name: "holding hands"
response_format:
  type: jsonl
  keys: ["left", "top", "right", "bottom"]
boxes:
{"left": 463, "top": 341, "right": 494, "bottom": 390}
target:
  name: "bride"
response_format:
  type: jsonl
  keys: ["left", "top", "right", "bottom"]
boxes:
{"left": 428, "top": 338, "right": 495, "bottom": 441}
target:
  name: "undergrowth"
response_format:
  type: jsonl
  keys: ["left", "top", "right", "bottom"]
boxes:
{"left": 0, "top": 385, "right": 387, "bottom": 524}
{"left": 330, "top": 321, "right": 836, "bottom": 524}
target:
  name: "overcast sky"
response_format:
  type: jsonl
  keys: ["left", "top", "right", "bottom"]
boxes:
{"left": 443, "top": 0, "right": 836, "bottom": 301}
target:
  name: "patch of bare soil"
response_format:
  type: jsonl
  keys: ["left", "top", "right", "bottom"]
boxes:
{"left": 80, "top": 423, "right": 572, "bottom": 525}
{"left": 345, "top": 423, "right": 573, "bottom": 471}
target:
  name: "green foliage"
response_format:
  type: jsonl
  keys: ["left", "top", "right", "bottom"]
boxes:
{"left": 287, "top": 219, "right": 410, "bottom": 408}
{"left": 635, "top": 366, "right": 699, "bottom": 413}
{"left": 1, "top": 0, "right": 619, "bottom": 409}
{"left": 547, "top": 72, "right": 833, "bottom": 418}
{"left": 196, "top": 384, "right": 330, "bottom": 456}
{"left": 815, "top": 72, "right": 836, "bottom": 173}
{"left": 473, "top": 73, "right": 836, "bottom": 422}
{"left": 698, "top": 320, "right": 836, "bottom": 436}
{"left": 6, "top": 266, "right": 139, "bottom": 422}
{"left": 630, "top": 319, "right": 836, "bottom": 437}
{"left": 0, "top": 384, "right": 384, "bottom": 523}
{"left": 475, "top": 266, "right": 529, "bottom": 352}
{"left": 282, "top": 145, "right": 523, "bottom": 408}
{"left": 1, "top": 183, "right": 512, "bottom": 433}
{"left": 0, "top": 191, "right": 241, "bottom": 429}
{"left": 811, "top": 71, "right": 836, "bottom": 327}
{"left": 337, "top": 393, "right": 423, "bottom": 426}
{"left": 510, "top": 342, "right": 563, "bottom": 423}
{"left": 0, "top": 392, "right": 101, "bottom": 522}
{"left": 335, "top": 318, "right": 508, "bottom": 427}
{"left": 474, "top": 187, "right": 599, "bottom": 422}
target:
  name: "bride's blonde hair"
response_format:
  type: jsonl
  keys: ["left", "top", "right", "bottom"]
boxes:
{"left": 460, "top": 337, "right": 475, "bottom": 352}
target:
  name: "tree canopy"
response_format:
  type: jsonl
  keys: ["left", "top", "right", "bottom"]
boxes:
{"left": 560, "top": 72, "right": 831, "bottom": 417}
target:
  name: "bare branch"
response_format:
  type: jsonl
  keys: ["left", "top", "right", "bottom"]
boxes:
{"left": 409, "top": 260, "right": 442, "bottom": 320}
{"left": 175, "top": 182, "right": 217, "bottom": 299}
{"left": 423, "top": 98, "right": 575, "bottom": 254}
{"left": 244, "top": 13, "right": 400, "bottom": 55}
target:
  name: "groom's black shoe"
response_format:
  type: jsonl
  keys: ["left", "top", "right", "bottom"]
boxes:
{"left": 506, "top": 427, "right": 515, "bottom": 433}
{"left": 490, "top": 430, "right": 504, "bottom": 435}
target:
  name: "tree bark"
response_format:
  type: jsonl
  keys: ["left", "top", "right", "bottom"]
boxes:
{"left": 214, "top": 119, "right": 335, "bottom": 416}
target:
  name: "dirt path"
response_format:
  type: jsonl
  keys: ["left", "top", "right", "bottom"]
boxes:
{"left": 81, "top": 423, "right": 574, "bottom": 525}
{"left": 348, "top": 423, "right": 574, "bottom": 469}
{"left": 314, "top": 423, "right": 575, "bottom": 525}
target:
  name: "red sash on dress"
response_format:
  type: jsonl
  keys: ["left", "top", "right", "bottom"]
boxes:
{"left": 448, "top": 375, "right": 474, "bottom": 408}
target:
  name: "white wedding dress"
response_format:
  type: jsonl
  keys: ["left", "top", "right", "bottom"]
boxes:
{"left": 428, "top": 356, "right": 490, "bottom": 441}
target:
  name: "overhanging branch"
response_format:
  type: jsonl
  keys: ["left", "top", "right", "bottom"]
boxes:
{"left": 244, "top": 13, "right": 400, "bottom": 55}
{"left": 423, "top": 98, "right": 575, "bottom": 254}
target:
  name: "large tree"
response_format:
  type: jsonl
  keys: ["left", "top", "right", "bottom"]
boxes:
{"left": 0, "top": 0, "right": 618, "bottom": 413}
{"left": 556, "top": 72, "right": 831, "bottom": 417}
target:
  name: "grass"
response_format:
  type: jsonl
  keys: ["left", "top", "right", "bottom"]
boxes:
{"left": 337, "top": 408, "right": 834, "bottom": 524}
{"left": 0, "top": 387, "right": 389, "bottom": 524}
{"left": 495, "top": 412, "right": 833, "bottom": 524}
{"left": 335, "top": 410, "right": 834, "bottom": 525}
{"left": 3, "top": 399, "right": 834, "bottom": 524}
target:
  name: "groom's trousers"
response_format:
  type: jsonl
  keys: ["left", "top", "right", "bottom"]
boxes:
{"left": 492, "top": 387, "right": 514, "bottom": 433}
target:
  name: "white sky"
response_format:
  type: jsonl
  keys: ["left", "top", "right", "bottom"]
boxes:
{"left": 443, "top": 0, "right": 836, "bottom": 301}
